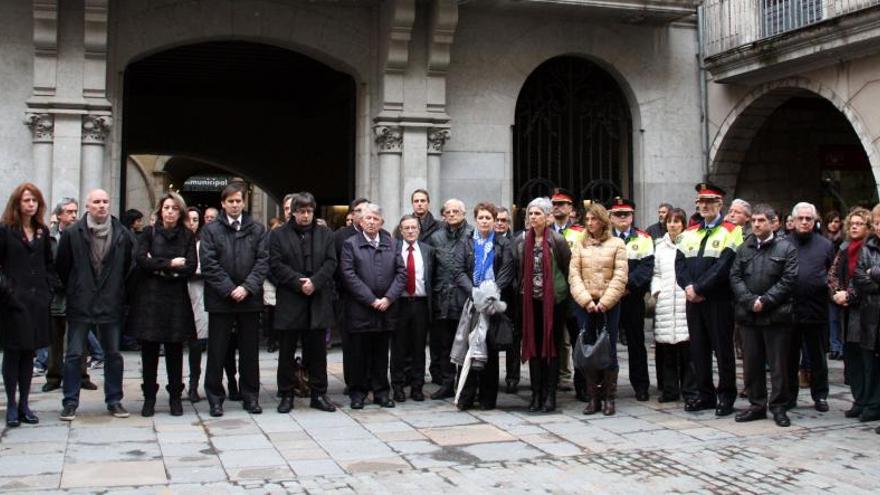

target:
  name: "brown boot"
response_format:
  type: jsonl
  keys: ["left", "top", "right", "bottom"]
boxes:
{"left": 583, "top": 370, "right": 601, "bottom": 415}
{"left": 603, "top": 369, "right": 618, "bottom": 416}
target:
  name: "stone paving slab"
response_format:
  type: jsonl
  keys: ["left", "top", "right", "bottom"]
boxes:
{"left": 2, "top": 346, "right": 880, "bottom": 492}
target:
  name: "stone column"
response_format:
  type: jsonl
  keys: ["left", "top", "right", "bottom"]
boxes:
{"left": 24, "top": 112, "right": 55, "bottom": 199}
{"left": 80, "top": 114, "right": 111, "bottom": 201}
{"left": 427, "top": 127, "right": 450, "bottom": 201}
{"left": 374, "top": 125, "right": 404, "bottom": 224}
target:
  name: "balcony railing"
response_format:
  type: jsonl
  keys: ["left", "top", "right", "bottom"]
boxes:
{"left": 703, "top": 0, "right": 880, "bottom": 57}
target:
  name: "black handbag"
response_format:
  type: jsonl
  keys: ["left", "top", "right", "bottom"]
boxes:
{"left": 487, "top": 312, "right": 514, "bottom": 351}
{"left": 573, "top": 313, "right": 612, "bottom": 371}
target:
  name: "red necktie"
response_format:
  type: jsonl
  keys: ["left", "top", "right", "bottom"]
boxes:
{"left": 406, "top": 243, "right": 416, "bottom": 295}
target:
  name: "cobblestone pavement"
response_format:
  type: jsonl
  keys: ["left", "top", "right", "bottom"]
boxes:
{"left": 1, "top": 344, "right": 879, "bottom": 494}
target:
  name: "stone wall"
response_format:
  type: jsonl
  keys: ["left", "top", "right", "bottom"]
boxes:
{"left": 0, "top": 0, "right": 35, "bottom": 192}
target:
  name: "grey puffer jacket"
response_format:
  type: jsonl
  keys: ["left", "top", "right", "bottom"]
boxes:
{"left": 427, "top": 221, "right": 474, "bottom": 320}
{"left": 730, "top": 233, "right": 798, "bottom": 326}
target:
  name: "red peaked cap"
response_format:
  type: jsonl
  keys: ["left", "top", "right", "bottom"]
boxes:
{"left": 550, "top": 187, "right": 574, "bottom": 203}
{"left": 606, "top": 196, "right": 635, "bottom": 212}
{"left": 695, "top": 181, "right": 726, "bottom": 199}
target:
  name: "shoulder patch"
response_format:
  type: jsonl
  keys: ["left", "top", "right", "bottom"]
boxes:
{"left": 721, "top": 221, "right": 738, "bottom": 233}
{"left": 635, "top": 229, "right": 651, "bottom": 238}
{"left": 685, "top": 224, "right": 700, "bottom": 231}
{"left": 568, "top": 224, "right": 585, "bottom": 231}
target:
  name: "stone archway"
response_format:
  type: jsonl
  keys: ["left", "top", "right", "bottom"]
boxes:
{"left": 709, "top": 77, "right": 879, "bottom": 196}
{"left": 121, "top": 40, "right": 357, "bottom": 215}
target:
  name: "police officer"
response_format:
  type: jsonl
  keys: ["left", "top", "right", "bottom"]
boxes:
{"left": 675, "top": 182, "right": 744, "bottom": 416}
{"left": 550, "top": 188, "right": 588, "bottom": 400}
{"left": 607, "top": 197, "right": 654, "bottom": 401}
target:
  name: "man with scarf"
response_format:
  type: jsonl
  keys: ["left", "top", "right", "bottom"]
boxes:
{"left": 514, "top": 197, "right": 571, "bottom": 413}
{"left": 786, "top": 202, "right": 834, "bottom": 412}
{"left": 56, "top": 189, "right": 136, "bottom": 421}
{"left": 427, "top": 198, "right": 474, "bottom": 400}
{"left": 269, "top": 192, "right": 338, "bottom": 413}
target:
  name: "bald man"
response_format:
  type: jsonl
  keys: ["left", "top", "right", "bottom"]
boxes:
{"left": 55, "top": 189, "right": 137, "bottom": 421}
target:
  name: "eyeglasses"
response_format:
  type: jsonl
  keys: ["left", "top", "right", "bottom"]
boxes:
{"left": 495, "top": 218, "right": 510, "bottom": 223}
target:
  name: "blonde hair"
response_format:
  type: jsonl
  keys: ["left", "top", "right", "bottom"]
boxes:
{"left": 582, "top": 203, "right": 611, "bottom": 243}
{"left": 845, "top": 207, "right": 872, "bottom": 241}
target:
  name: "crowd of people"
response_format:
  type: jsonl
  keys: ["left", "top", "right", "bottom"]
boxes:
{"left": 1, "top": 179, "right": 879, "bottom": 435}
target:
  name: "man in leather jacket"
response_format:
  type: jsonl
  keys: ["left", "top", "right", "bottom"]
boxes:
{"left": 730, "top": 204, "right": 799, "bottom": 427}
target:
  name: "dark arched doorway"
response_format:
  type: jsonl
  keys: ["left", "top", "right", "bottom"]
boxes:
{"left": 513, "top": 56, "right": 633, "bottom": 215}
{"left": 733, "top": 95, "right": 876, "bottom": 214}
{"left": 121, "top": 40, "right": 357, "bottom": 215}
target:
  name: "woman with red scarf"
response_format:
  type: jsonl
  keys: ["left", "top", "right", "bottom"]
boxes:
{"left": 833, "top": 207, "right": 878, "bottom": 422}
{"left": 513, "top": 197, "right": 571, "bottom": 413}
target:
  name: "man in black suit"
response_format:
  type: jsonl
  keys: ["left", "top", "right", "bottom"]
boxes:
{"left": 391, "top": 215, "right": 434, "bottom": 402}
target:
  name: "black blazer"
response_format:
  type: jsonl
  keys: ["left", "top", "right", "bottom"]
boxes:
{"left": 397, "top": 239, "right": 435, "bottom": 319}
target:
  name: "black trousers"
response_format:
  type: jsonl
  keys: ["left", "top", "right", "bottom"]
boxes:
{"left": 348, "top": 332, "right": 391, "bottom": 399}
{"left": 459, "top": 350, "right": 500, "bottom": 408}
{"left": 277, "top": 328, "right": 328, "bottom": 396}
{"left": 527, "top": 301, "right": 564, "bottom": 396}
{"left": 741, "top": 324, "right": 791, "bottom": 411}
{"left": 620, "top": 293, "right": 650, "bottom": 394}
{"left": 657, "top": 341, "right": 696, "bottom": 401}
{"left": 224, "top": 332, "right": 239, "bottom": 390}
{"left": 205, "top": 312, "right": 260, "bottom": 405}
{"left": 141, "top": 341, "right": 184, "bottom": 393}
{"left": 187, "top": 338, "right": 207, "bottom": 385}
{"left": 46, "top": 315, "right": 90, "bottom": 387}
{"left": 337, "top": 298, "right": 353, "bottom": 387}
{"left": 437, "top": 318, "right": 460, "bottom": 386}
{"left": 2, "top": 349, "right": 34, "bottom": 412}
{"left": 788, "top": 322, "right": 829, "bottom": 403}
{"left": 845, "top": 342, "right": 880, "bottom": 416}
{"left": 505, "top": 295, "right": 522, "bottom": 384}
{"left": 391, "top": 298, "right": 429, "bottom": 389}
{"left": 686, "top": 299, "right": 736, "bottom": 405}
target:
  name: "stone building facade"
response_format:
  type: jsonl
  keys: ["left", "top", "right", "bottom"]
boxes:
{"left": 1, "top": 0, "right": 717, "bottom": 228}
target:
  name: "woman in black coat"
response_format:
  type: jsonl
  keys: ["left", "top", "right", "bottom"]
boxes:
{"left": 0, "top": 183, "right": 53, "bottom": 427}
{"left": 129, "top": 192, "right": 197, "bottom": 417}
{"left": 340, "top": 203, "right": 407, "bottom": 409}
{"left": 453, "top": 202, "right": 515, "bottom": 410}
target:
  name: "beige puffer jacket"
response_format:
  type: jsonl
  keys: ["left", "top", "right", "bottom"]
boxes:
{"left": 569, "top": 236, "right": 628, "bottom": 309}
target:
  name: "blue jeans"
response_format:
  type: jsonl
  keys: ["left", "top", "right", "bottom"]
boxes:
{"left": 63, "top": 321, "right": 123, "bottom": 407}
{"left": 34, "top": 347, "right": 49, "bottom": 370}
{"left": 828, "top": 304, "right": 843, "bottom": 354}
{"left": 87, "top": 330, "right": 105, "bottom": 362}
{"left": 574, "top": 303, "right": 621, "bottom": 370}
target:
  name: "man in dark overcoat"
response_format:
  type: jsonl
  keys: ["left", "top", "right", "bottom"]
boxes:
{"left": 340, "top": 203, "right": 407, "bottom": 409}
{"left": 270, "top": 192, "right": 338, "bottom": 413}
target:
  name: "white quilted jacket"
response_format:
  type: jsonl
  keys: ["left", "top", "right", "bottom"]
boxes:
{"left": 650, "top": 234, "right": 689, "bottom": 344}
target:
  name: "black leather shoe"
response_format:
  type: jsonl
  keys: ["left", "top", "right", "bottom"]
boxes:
{"left": 350, "top": 397, "right": 365, "bottom": 409}
{"left": 42, "top": 382, "right": 61, "bottom": 392}
{"left": 243, "top": 401, "right": 262, "bottom": 414}
{"left": 81, "top": 380, "right": 99, "bottom": 391}
{"left": 108, "top": 403, "right": 130, "bottom": 418}
{"left": 814, "top": 399, "right": 829, "bottom": 412}
{"left": 430, "top": 384, "right": 454, "bottom": 400}
{"left": 528, "top": 393, "right": 542, "bottom": 413}
{"left": 773, "top": 410, "right": 791, "bottom": 427}
{"left": 635, "top": 390, "right": 649, "bottom": 402}
{"left": 59, "top": 404, "right": 77, "bottom": 422}
{"left": 6, "top": 409, "right": 20, "bottom": 428}
{"left": 188, "top": 387, "right": 202, "bottom": 403}
{"left": 859, "top": 411, "right": 880, "bottom": 422}
{"left": 393, "top": 387, "right": 406, "bottom": 403}
{"left": 845, "top": 407, "right": 863, "bottom": 418}
{"left": 715, "top": 403, "right": 735, "bottom": 417}
{"left": 684, "top": 399, "right": 715, "bottom": 412}
{"left": 209, "top": 403, "right": 224, "bottom": 417}
{"left": 735, "top": 408, "right": 766, "bottom": 422}
{"left": 310, "top": 395, "right": 337, "bottom": 412}
{"left": 505, "top": 380, "right": 519, "bottom": 394}
{"left": 658, "top": 394, "right": 679, "bottom": 403}
{"left": 18, "top": 407, "right": 39, "bottom": 425}
{"left": 277, "top": 396, "right": 294, "bottom": 413}
{"left": 374, "top": 395, "right": 395, "bottom": 408}
{"left": 410, "top": 388, "right": 425, "bottom": 402}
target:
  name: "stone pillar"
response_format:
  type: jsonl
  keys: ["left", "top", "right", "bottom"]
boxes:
{"left": 80, "top": 114, "right": 111, "bottom": 201}
{"left": 24, "top": 113, "right": 55, "bottom": 199}
{"left": 375, "top": 125, "right": 404, "bottom": 224}
{"left": 427, "top": 127, "right": 450, "bottom": 201}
